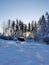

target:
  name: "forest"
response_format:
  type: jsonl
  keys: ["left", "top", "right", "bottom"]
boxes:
{"left": 0, "top": 12, "right": 49, "bottom": 43}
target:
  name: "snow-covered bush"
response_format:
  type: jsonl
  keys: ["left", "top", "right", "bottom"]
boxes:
{"left": 43, "top": 37, "right": 49, "bottom": 44}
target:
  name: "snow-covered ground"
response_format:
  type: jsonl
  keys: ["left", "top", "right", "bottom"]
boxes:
{"left": 0, "top": 39, "right": 49, "bottom": 65}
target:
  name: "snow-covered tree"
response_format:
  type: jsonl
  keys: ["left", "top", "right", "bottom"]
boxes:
{"left": 37, "top": 12, "right": 49, "bottom": 42}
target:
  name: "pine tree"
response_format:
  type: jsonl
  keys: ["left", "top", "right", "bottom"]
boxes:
{"left": 31, "top": 21, "right": 34, "bottom": 31}
{"left": 38, "top": 15, "right": 46, "bottom": 40}
{"left": 8, "top": 19, "right": 10, "bottom": 28}
{"left": 11, "top": 21, "right": 15, "bottom": 36}
{"left": 28, "top": 22, "right": 30, "bottom": 32}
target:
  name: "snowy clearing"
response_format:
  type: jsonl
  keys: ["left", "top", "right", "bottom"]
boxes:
{"left": 0, "top": 39, "right": 49, "bottom": 65}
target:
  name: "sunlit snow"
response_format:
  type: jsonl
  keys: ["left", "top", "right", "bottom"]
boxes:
{"left": 0, "top": 39, "right": 49, "bottom": 65}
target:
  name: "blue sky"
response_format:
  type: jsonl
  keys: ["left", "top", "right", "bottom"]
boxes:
{"left": 0, "top": 0, "right": 49, "bottom": 32}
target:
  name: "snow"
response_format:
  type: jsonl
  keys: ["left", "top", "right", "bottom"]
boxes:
{"left": 0, "top": 39, "right": 49, "bottom": 65}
